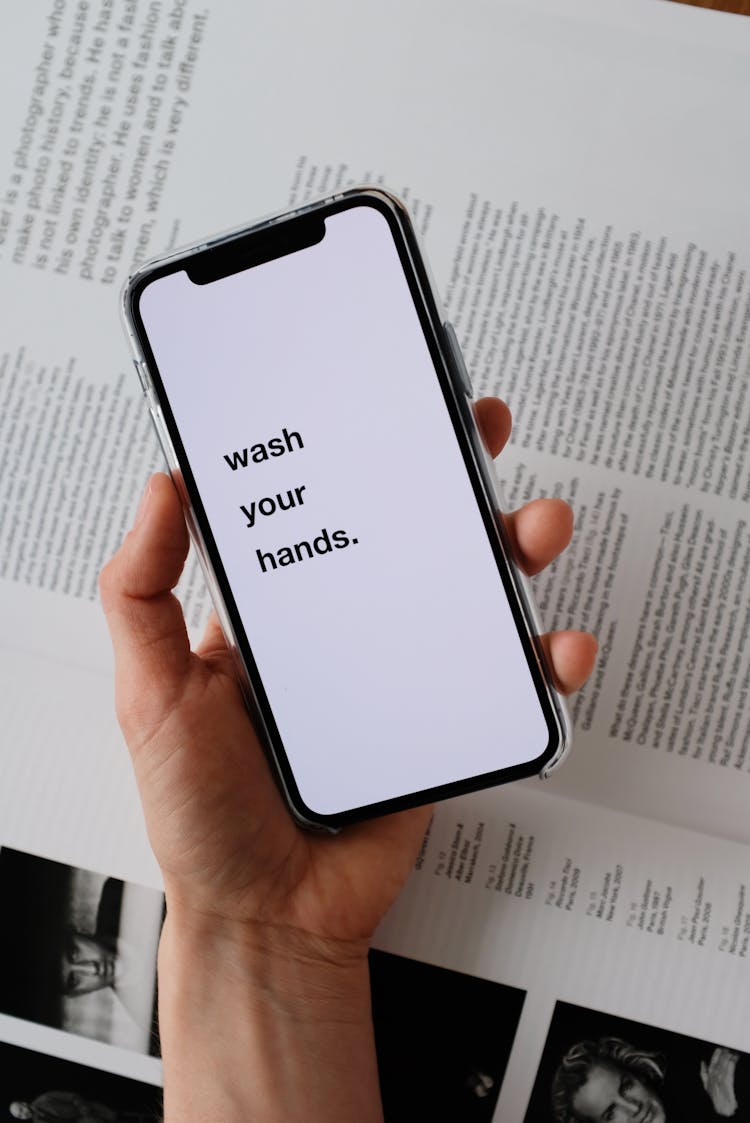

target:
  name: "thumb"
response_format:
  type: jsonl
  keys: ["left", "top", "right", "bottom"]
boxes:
{"left": 100, "top": 473, "right": 192, "bottom": 737}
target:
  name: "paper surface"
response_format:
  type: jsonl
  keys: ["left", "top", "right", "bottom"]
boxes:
{"left": 1, "top": 0, "right": 749, "bottom": 1112}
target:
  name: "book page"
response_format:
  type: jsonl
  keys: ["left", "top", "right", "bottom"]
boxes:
{"left": 1, "top": 0, "right": 749, "bottom": 1094}
{"left": 376, "top": 783, "right": 750, "bottom": 1119}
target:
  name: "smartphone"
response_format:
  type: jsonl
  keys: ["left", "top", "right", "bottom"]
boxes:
{"left": 123, "top": 188, "right": 570, "bottom": 830}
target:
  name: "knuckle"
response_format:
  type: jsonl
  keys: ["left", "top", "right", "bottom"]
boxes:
{"left": 98, "top": 555, "right": 119, "bottom": 605}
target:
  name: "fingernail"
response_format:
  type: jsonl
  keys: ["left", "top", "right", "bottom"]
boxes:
{"left": 134, "top": 479, "right": 152, "bottom": 526}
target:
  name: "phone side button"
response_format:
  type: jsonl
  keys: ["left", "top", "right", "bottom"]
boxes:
{"left": 146, "top": 395, "right": 180, "bottom": 474}
{"left": 133, "top": 359, "right": 149, "bottom": 394}
{"left": 443, "top": 321, "right": 473, "bottom": 398}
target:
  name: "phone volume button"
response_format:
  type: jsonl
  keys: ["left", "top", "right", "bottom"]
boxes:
{"left": 443, "top": 321, "right": 473, "bottom": 398}
{"left": 145, "top": 395, "right": 179, "bottom": 473}
{"left": 133, "top": 359, "right": 149, "bottom": 394}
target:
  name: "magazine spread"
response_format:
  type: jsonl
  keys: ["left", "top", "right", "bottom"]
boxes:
{"left": 1, "top": 0, "right": 749, "bottom": 1116}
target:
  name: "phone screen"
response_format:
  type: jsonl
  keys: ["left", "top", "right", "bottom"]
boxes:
{"left": 135, "top": 199, "right": 555, "bottom": 819}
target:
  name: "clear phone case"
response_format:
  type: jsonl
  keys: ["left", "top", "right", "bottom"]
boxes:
{"left": 122, "top": 187, "right": 572, "bottom": 828}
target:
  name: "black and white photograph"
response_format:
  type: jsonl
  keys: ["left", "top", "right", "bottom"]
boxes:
{"left": 524, "top": 1000, "right": 750, "bottom": 1122}
{"left": 0, "top": 1039, "right": 161, "bottom": 1121}
{"left": 0, "top": 848, "right": 164, "bottom": 1056}
{"left": 368, "top": 949, "right": 525, "bottom": 1122}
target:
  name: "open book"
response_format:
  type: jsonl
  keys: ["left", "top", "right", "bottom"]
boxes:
{"left": 1, "top": 0, "right": 749, "bottom": 1117}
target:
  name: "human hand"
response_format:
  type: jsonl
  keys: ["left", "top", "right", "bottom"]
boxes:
{"left": 700, "top": 1047, "right": 739, "bottom": 1117}
{"left": 100, "top": 396, "right": 596, "bottom": 957}
{"left": 101, "top": 396, "right": 596, "bottom": 1121}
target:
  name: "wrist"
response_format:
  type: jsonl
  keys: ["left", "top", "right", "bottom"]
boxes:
{"left": 159, "top": 902, "right": 374, "bottom": 1022}
{"left": 157, "top": 904, "right": 383, "bottom": 1123}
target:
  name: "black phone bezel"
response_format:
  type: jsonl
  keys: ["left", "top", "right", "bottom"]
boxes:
{"left": 127, "top": 189, "right": 564, "bottom": 830}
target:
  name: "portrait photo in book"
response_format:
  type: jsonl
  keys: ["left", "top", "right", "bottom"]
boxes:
{"left": 368, "top": 949, "right": 525, "bottom": 1122}
{"left": 523, "top": 999, "right": 749, "bottom": 1122}
{"left": 0, "top": 848, "right": 164, "bottom": 1057}
{"left": 0, "top": 1039, "right": 161, "bottom": 1122}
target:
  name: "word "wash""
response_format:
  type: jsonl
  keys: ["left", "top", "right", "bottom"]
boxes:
{"left": 223, "top": 427, "right": 304, "bottom": 470}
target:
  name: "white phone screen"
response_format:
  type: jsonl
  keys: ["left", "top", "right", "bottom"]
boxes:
{"left": 138, "top": 202, "right": 551, "bottom": 817}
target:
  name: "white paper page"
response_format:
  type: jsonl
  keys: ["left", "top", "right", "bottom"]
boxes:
{"left": 376, "top": 782, "right": 750, "bottom": 1118}
{"left": 0, "top": 0, "right": 748, "bottom": 831}
{"left": 3, "top": 0, "right": 748, "bottom": 848}
{"left": 0, "top": 0, "right": 748, "bottom": 877}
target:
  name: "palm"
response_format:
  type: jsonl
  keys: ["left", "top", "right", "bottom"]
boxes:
{"left": 130, "top": 637, "right": 430, "bottom": 942}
